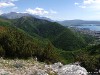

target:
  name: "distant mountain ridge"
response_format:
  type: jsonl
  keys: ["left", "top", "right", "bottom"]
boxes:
{"left": 0, "top": 12, "right": 53, "bottom": 22}
{"left": 58, "top": 20, "right": 100, "bottom": 26}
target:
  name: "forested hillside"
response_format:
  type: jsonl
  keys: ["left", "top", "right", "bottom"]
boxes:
{"left": 0, "top": 16, "right": 98, "bottom": 72}
{"left": 11, "top": 16, "right": 92, "bottom": 51}
{"left": 0, "top": 25, "right": 62, "bottom": 63}
{"left": 74, "top": 44, "right": 100, "bottom": 72}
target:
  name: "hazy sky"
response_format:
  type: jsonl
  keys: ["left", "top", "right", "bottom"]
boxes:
{"left": 0, "top": 0, "right": 100, "bottom": 20}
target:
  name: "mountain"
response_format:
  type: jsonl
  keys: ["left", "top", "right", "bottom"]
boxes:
{"left": 10, "top": 16, "right": 92, "bottom": 51}
{"left": 0, "top": 14, "right": 99, "bottom": 72}
{"left": 0, "top": 20, "right": 62, "bottom": 63}
{"left": 1, "top": 12, "right": 31, "bottom": 19}
{"left": 58, "top": 20, "right": 100, "bottom": 26}
{"left": 1, "top": 12, "right": 53, "bottom": 21}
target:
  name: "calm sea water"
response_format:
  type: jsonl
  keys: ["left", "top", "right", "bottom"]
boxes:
{"left": 76, "top": 25, "right": 100, "bottom": 31}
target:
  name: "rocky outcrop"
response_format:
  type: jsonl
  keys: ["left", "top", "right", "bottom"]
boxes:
{"left": 45, "top": 62, "right": 88, "bottom": 75}
{"left": 0, "top": 58, "right": 88, "bottom": 75}
{"left": 58, "top": 65, "right": 87, "bottom": 75}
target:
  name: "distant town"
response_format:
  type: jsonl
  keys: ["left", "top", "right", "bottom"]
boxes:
{"left": 69, "top": 26, "right": 100, "bottom": 45}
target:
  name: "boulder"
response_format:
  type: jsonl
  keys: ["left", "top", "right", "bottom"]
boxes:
{"left": 45, "top": 62, "right": 88, "bottom": 75}
{"left": 57, "top": 65, "right": 88, "bottom": 75}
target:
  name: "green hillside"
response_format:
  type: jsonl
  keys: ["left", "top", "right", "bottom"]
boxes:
{"left": 73, "top": 44, "right": 100, "bottom": 72}
{"left": 0, "top": 25, "right": 62, "bottom": 63}
{"left": 0, "top": 16, "right": 97, "bottom": 72}
{"left": 11, "top": 16, "right": 90, "bottom": 51}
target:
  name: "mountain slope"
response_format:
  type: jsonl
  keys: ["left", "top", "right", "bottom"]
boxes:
{"left": 74, "top": 44, "right": 100, "bottom": 72}
{"left": 0, "top": 24, "right": 61, "bottom": 63}
{"left": 11, "top": 16, "right": 88, "bottom": 51}
{"left": 0, "top": 15, "right": 99, "bottom": 72}
{"left": 58, "top": 20, "right": 100, "bottom": 26}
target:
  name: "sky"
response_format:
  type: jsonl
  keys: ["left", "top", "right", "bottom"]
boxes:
{"left": 0, "top": 0, "right": 100, "bottom": 21}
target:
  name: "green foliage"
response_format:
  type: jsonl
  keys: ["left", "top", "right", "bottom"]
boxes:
{"left": 0, "top": 18, "right": 11, "bottom": 26}
{"left": 12, "top": 17, "right": 89, "bottom": 51}
{"left": 74, "top": 46, "right": 100, "bottom": 72}
{"left": 36, "top": 22, "right": 66, "bottom": 41}
{"left": 74, "top": 30, "right": 95, "bottom": 45}
{"left": 0, "top": 16, "right": 98, "bottom": 72}
{"left": 0, "top": 45, "right": 5, "bottom": 56}
{"left": 12, "top": 16, "right": 46, "bottom": 37}
{"left": 0, "top": 26, "right": 60, "bottom": 63}
{"left": 53, "top": 30, "right": 86, "bottom": 51}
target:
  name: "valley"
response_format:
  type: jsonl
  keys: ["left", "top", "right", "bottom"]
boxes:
{"left": 0, "top": 12, "right": 100, "bottom": 75}
{"left": 1, "top": 0, "right": 100, "bottom": 75}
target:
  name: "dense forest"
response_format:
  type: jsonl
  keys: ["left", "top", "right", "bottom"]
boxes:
{"left": 0, "top": 16, "right": 99, "bottom": 72}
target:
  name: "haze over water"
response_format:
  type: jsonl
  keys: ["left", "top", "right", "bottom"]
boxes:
{"left": 77, "top": 25, "right": 100, "bottom": 31}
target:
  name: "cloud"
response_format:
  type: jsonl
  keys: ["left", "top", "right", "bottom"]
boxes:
{"left": 26, "top": 8, "right": 49, "bottom": 15}
{"left": 0, "top": 0, "right": 18, "bottom": 8}
{"left": 75, "top": 0, "right": 100, "bottom": 10}
{"left": 83, "top": 0, "right": 94, "bottom": 5}
{"left": 9, "top": 0, "right": 18, "bottom": 1}
{"left": 75, "top": 2, "right": 79, "bottom": 5}
{"left": 0, "top": 2, "right": 15, "bottom": 8}
{"left": 26, "top": 7, "right": 57, "bottom": 16}
{"left": 79, "top": 5, "right": 86, "bottom": 8}
{"left": 0, "top": 0, "right": 18, "bottom": 2}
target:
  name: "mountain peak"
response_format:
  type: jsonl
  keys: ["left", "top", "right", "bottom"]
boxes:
{"left": 10, "top": 12, "right": 17, "bottom": 14}
{"left": 0, "top": 12, "right": 54, "bottom": 22}
{"left": 1, "top": 12, "right": 31, "bottom": 19}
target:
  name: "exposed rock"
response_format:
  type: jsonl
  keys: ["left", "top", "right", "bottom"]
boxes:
{"left": 0, "top": 58, "right": 88, "bottom": 75}
{"left": 58, "top": 65, "right": 87, "bottom": 75}
{"left": 0, "top": 69, "right": 12, "bottom": 75}
{"left": 45, "top": 62, "right": 87, "bottom": 75}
